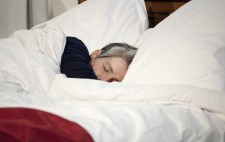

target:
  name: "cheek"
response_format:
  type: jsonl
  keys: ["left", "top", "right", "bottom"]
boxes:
{"left": 121, "top": 69, "right": 127, "bottom": 79}
{"left": 116, "top": 68, "right": 127, "bottom": 81}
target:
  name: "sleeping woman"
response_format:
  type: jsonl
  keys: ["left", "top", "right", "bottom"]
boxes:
{"left": 60, "top": 37, "right": 137, "bottom": 82}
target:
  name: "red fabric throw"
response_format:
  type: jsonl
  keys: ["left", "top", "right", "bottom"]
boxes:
{"left": 0, "top": 108, "right": 94, "bottom": 142}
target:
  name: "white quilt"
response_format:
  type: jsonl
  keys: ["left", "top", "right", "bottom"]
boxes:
{"left": 0, "top": 23, "right": 225, "bottom": 142}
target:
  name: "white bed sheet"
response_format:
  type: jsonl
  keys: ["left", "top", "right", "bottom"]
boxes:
{"left": 0, "top": 23, "right": 225, "bottom": 142}
{"left": 0, "top": 92, "right": 224, "bottom": 142}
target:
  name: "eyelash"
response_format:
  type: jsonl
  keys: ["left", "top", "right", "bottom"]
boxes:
{"left": 104, "top": 65, "right": 108, "bottom": 72}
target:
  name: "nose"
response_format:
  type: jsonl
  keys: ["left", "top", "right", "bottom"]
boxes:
{"left": 98, "top": 75, "right": 114, "bottom": 82}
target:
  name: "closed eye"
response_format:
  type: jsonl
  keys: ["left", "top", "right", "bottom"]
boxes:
{"left": 106, "top": 62, "right": 113, "bottom": 73}
{"left": 103, "top": 65, "right": 109, "bottom": 72}
{"left": 104, "top": 62, "right": 112, "bottom": 73}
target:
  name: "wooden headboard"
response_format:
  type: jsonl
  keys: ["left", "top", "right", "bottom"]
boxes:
{"left": 78, "top": 0, "right": 190, "bottom": 28}
{"left": 145, "top": 0, "right": 190, "bottom": 27}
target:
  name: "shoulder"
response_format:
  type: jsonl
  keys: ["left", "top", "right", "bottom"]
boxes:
{"left": 60, "top": 37, "right": 97, "bottom": 79}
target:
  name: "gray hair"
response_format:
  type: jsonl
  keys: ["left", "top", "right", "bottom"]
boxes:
{"left": 97, "top": 43, "right": 138, "bottom": 65}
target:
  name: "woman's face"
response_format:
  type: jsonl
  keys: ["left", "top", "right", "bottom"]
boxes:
{"left": 90, "top": 56, "right": 128, "bottom": 82}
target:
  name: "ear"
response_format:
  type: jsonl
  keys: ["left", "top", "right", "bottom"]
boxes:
{"left": 90, "top": 50, "right": 101, "bottom": 59}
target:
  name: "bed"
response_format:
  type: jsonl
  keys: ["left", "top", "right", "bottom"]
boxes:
{"left": 0, "top": 0, "right": 225, "bottom": 141}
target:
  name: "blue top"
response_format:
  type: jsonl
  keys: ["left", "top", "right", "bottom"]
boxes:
{"left": 60, "top": 37, "right": 97, "bottom": 79}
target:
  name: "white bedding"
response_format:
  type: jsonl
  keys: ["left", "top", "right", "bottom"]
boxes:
{"left": 124, "top": 0, "right": 225, "bottom": 91}
{"left": 1, "top": 92, "right": 225, "bottom": 142}
{"left": 0, "top": 0, "right": 225, "bottom": 141}
{"left": 0, "top": 23, "right": 65, "bottom": 95}
{"left": 0, "top": 22, "right": 225, "bottom": 142}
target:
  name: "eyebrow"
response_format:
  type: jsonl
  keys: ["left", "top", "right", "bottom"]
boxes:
{"left": 106, "top": 61, "right": 113, "bottom": 73}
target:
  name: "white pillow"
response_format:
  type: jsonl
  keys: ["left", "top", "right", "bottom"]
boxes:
{"left": 42, "top": 0, "right": 148, "bottom": 53}
{"left": 124, "top": 0, "right": 225, "bottom": 91}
